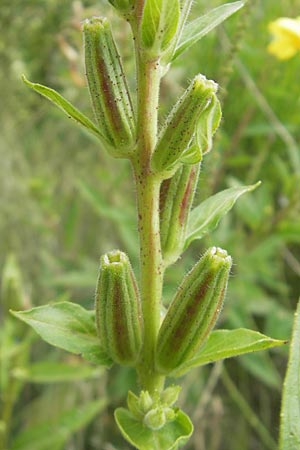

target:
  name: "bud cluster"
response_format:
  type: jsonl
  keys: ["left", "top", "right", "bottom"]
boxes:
{"left": 127, "top": 385, "right": 181, "bottom": 430}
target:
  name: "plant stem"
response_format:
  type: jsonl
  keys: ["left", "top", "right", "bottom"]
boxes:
{"left": 221, "top": 367, "right": 277, "bottom": 450}
{"left": 132, "top": 49, "right": 165, "bottom": 393}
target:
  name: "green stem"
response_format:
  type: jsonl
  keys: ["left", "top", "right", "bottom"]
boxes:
{"left": 132, "top": 49, "right": 165, "bottom": 393}
{"left": 221, "top": 368, "right": 277, "bottom": 450}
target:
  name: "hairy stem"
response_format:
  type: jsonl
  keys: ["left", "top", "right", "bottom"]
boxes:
{"left": 132, "top": 51, "right": 165, "bottom": 393}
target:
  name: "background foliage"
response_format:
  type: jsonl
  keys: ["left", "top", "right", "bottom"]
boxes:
{"left": 1, "top": 0, "right": 300, "bottom": 449}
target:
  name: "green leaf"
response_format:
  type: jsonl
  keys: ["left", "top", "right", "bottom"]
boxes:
{"left": 171, "top": 328, "right": 286, "bottom": 377}
{"left": 13, "top": 361, "right": 103, "bottom": 383}
{"left": 11, "top": 399, "right": 106, "bottom": 450}
{"left": 173, "top": 1, "right": 244, "bottom": 60}
{"left": 115, "top": 407, "right": 193, "bottom": 450}
{"left": 185, "top": 182, "right": 261, "bottom": 250}
{"left": 22, "top": 75, "right": 103, "bottom": 141}
{"left": 279, "top": 300, "right": 300, "bottom": 450}
{"left": 141, "top": 0, "right": 180, "bottom": 53}
{"left": 11, "top": 302, "right": 112, "bottom": 366}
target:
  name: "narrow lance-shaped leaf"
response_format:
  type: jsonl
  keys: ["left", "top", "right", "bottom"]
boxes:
{"left": 11, "top": 400, "right": 106, "bottom": 450}
{"left": 13, "top": 361, "right": 103, "bottom": 384}
{"left": 11, "top": 302, "right": 112, "bottom": 366}
{"left": 185, "top": 182, "right": 261, "bottom": 250}
{"left": 141, "top": 0, "right": 180, "bottom": 55}
{"left": 173, "top": 1, "right": 245, "bottom": 60}
{"left": 22, "top": 75, "right": 103, "bottom": 141}
{"left": 279, "top": 299, "right": 300, "bottom": 450}
{"left": 171, "top": 328, "right": 286, "bottom": 377}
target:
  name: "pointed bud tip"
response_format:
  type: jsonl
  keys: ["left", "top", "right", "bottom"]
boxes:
{"left": 102, "top": 250, "right": 126, "bottom": 266}
{"left": 208, "top": 247, "right": 232, "bottom": 269}
{"left": 194, "top": 75, "right": 218, "bottom": 95}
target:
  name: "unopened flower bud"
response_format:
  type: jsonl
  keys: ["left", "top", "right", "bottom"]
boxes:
{"left": 156, "top": 247, "right": 232, "bottom": 374}
{"left": 95, "top": 250, "right": 143, "bottom": 366}
{"left": 83, "top": 18, "right": 135, "bottom": 157}
{"left": 160, "top": 164, "right": 200, "bottom": 266}
{"left": 143, "top": 407, "right": 166, "bottom": 431}
{"left": 151, "top": 75, "right": 218, "bottom": 176}
{"left": 138, "top": 390, "right": 153, "bottom": 413}
{"left": 160, "top": 385, "right": 181, "bottom": 406}
{"left": 1, "top": 254, "right": 28, "bottom": 315}
{"left": 127, "top": 391, "right": 144, "bottom": 419}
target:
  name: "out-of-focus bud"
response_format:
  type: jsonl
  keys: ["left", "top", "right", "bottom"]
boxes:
{"left": 83, "top": 18, "right": 136, "bottom": 157}
{"left": 95, "top": 250, "right": 143, "bottom": 366}
{"left": 151, "top": 75, "right": 218, "bottom": 176}
{"left": 1, "top": 254, "right": 28, "bottom": 315}
{"left": 156, "top": 247, "right": 232, "bottom": 374}
{"left": 160, "top": 164, "right": 200, "bottom": 266}
{"left": 196, "top": 93, "right": 222, "bottom": 155}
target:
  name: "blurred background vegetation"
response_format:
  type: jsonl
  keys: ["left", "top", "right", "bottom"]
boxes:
{"left": 0, "top": 0, "right": 300, "bottom": 449}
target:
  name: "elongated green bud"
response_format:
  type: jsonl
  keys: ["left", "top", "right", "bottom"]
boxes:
{"left": 160, "top": 164, "right": 200, "bottom": 266}
{"left": 1, "top": 254, "right": 29, "bottom": 315}
{"left": 151, "top": 75, "right": 218, "bottom": 176}
{"left": 156, "top": 247, "right": 232, "bottom": 374}
{"left": 95, "top": 250, "right": 143, "bottom": 366}
{"left": 83, "top": 18, "right": 135, "bottom": 157}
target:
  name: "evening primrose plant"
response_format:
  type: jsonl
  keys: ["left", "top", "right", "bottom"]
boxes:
{"left": 12, "top": 1, "right": 285, "bottom": 448}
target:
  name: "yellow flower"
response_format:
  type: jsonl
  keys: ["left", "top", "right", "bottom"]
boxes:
{"left": 268, "top": 16, "right": 300, "bottom": 60}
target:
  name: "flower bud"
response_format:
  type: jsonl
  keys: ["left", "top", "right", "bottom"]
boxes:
{"left": 160, "top": 385, "right": 181, "bottom": 406}
{"left": 127, "top": 391, "right": 144, "bottom": 419}
{"left": 160, "top": 164, "right": 200, "bottom": 266}
{"left": 1, "top": 254, "right": 28, "bottom": 315}
{"left": 95, "top": 250, "right": 143, "bottom": 366}
{"left": 156, "top": 247, "right": 232, "bottom": 374}
{"left": 138, "top": 390, "right": 154, "bottom": 413}
{"left": 151, "top": 75, "right": 218, "bottom": 176}
{"left": 143, "top": 407, "right": 166, "bottom": 431}
{"left": 83, "top": 18, "right": 135, "bottom": 157}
